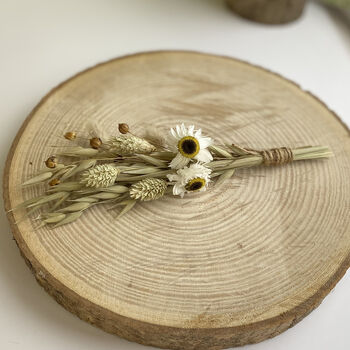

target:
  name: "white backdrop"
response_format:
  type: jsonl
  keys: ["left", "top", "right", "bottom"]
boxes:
{"left": 0, "top": 1, "right": 349, "bottom": 349}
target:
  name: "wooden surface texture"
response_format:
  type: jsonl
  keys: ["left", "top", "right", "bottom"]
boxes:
{"left": 3, "top": 51, "right": 350, "bottom": 349}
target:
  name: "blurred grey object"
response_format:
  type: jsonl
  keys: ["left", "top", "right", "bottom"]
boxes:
{"left": 227, "top": 0, "right": 350, "bottom": 24}
{"left": 226, "top": 0, "right": 306, "bottom": 24}
{"left": 323, "top": 0, "right": 350, "bottom": 8}
{"left": 324, "top": 0, "right": 350, "bottom": 21}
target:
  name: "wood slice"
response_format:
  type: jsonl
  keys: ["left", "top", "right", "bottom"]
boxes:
{"left": 3, "top": 51, "right": 350, "bottom": 350}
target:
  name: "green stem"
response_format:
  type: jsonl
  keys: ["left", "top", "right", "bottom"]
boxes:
{"left": 209, "top": 146, "right": 332, "bottom": 172}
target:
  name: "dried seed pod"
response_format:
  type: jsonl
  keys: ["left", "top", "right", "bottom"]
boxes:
{"left": 122, "top": 167, "right": 161, "bottom": 175}
{"left": 209, "top": 145, "right": 233, "bottom": 159}
{"left": 53, "top": 211, "right": 83, "bottom": 227}
{"left": 22, "top": 171, "right": 53, "bottom": 186}
{"left": 47, "top": 182, "right": 82, "bottom": 192}
{"left": 61, "top": 159, "right": 97, "bottom": 180}
{"left": 43, "top": 213, "right": 66, "bottom": 224}
{"left": 52, "top": 165, "right": 69, "bottom": 178}
{"left": 26, "top": 192, "right": 69, "bottom": 208}
{"left": 50, "top": 193, "right": 70, "bottom": 211}
{"left": 118, "top": 123, "right": 129, "bottom": 134}
{"left": 90, "top": 192, "right": 120, "bottom": 200}
{"left": 215, "top": 169, "right": 235, "bottom": 186}
{"left": 69, "top": 197, "right": 99, "bottom": 203}
{"left": 143, "top": 127, "right": 166, "bottom": 148}
{"left": 58, "top": 202, "right": 91, "bottom": 213}
{"left": 64, "top": 131, "right": 76, "bottom": 140}
{"left": 45, "top": 212, "right": 66, "bottom": 217}
{"left": 59, "top": 165, "right": 77, "bottom": 181}
{"left": 49, "top": 178, "right": 60, "bottom": 186}
{"left": 90, "top": 137, "right": 102, "bottom": 149}
{"left": 59, "top": 147, "right": 99, "bottom": 157}
{"left": 136, "top": 154, "right": 167, "bottom": 167}
{"left": 45, "top": 156, "right": 58, "bottom": 168}
{"left": 116, "top": 200, "right": 136, "bottom": 219}
{"left": 99, "top": 185, "right": 129, "bottom": 193}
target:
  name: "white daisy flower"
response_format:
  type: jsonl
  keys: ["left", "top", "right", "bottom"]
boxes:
{"left": 167, "top": 123, "right": 213, "bottom": 169}
{"left": 167, "top": 163, "right": 212, "bottom": 198}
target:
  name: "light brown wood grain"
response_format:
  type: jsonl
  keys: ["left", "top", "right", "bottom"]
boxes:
{"left": 3, "top": 51, "right": 350, "bottom": 350}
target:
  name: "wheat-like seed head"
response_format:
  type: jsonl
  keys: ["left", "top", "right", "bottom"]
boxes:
{"left": 107, "top": 135, "right": 156, "bottom": 156}
{"left": 129, "top": 178, "right": 167, "bottom": 201}
{"left": 80, "top": 164, "right": 120, "bottom": 188}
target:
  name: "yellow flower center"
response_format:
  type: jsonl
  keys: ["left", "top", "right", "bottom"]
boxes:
{"left": 178, "top": 136, "right": 200, "bottom": 158}
{"left": 185, "top": 177, "right": 206, "bottom": 192}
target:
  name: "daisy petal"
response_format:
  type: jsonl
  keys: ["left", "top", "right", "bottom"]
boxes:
{"left": 170, "top": 128, "right": 178, "bottom": 139}
{"left": 165, "top": 134, "right": 178, "bottom": 151}
{"left": 194, "top": 128, "right": 202, "bottom": 138}
{"left": 170, "top": 152, "right": 190, "bottom": 169}
{"left": 195, "top": 149, "right": 213, "bottom": 163}
{"left": 181, "top": 123, "right": 187, "bottom": 137}
{"left": 199, "top": 137, "right": 212, "bottom": 149}
{"left": 173, "top": 184, "right": 184, "bottom": 196}
{"left": 188, "top": 125, "right": 194, "bottom": 136}
{"left": 167, "top": 174, "right": 179, "bottom": 182}
{"left": 176, "top": 125, "right": 182, "bottom": 137}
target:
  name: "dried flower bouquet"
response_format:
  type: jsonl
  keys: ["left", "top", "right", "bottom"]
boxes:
{"left": 14, "top": 123, "right": 332, "bottom": 227}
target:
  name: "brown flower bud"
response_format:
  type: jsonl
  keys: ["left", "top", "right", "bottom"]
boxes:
{"left": 45, "top": 156, "right": 58, "bottom": 168}
{"left": 49, "top": 178, "right": 60, "bottom": 186}
{"left": 118, "top": 123, "right": 129, "bottom": 134}
{"left": 64, "top": 131, "right": 76, "bottom": 140}
{"left": 90, "top": 137, "right": 102, "bottom": 149}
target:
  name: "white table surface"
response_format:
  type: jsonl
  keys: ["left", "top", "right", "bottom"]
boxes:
{"left": 1, "top": 1, "right": 349, "bottom": 349}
